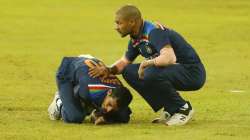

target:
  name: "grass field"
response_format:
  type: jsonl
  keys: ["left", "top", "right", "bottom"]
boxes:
{"left": 1, "top": 0, "right": 250, "bottom": 139}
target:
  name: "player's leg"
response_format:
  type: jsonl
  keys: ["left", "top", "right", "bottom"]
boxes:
{"left": 122, "top": 64, "right": 161, "bottom": 111}
{"left": 122, "top": 63, "right": 205, "bottom": 125}
{"left": 122, "top": 64, "right": 171, "bottom": 112}
{"left": 48, "top": 57, "right": 74, "bottom": 121}
{"left": 122, "top": 64, "right": 186, "bottom": 124}
{"left": 56, "top": 80, "right": 86, "bottom": 123}
{"left": 144, "top": 63, "right": 205, "bottom": 125}
{"left": 154, "top": 63, "right": 206, "bottom": 91}
{"left": 53, "top": 57, "right": 86, "bottom": 123}
{"left": 142, "top": 65, "right": 188, "bottom": 123}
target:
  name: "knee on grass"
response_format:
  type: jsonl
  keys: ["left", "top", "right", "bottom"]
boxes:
{"left": 62, "top": 113, "right": 86, "bottom": 124}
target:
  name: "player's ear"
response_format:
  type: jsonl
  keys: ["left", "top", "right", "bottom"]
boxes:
{"left": 128, "top": 19, "right": 133, "bottom": 25}
{"left": 128, "top": 18, "right": 136, "bottom": 26}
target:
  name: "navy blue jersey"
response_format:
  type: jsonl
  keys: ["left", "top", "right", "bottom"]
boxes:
{"left": 69, "top": 57, "right": 122, "bottom": 106}
{"left": 125, "top": 20, "right": 201, "bottom": 64}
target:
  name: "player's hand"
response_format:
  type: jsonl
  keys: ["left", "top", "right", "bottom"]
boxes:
{"left": 138, "top": 61, "right": 146, "bottom": 79}
{"left": 90, "top": 109, "right": 98, "bottom": 123}
{"left": 94, "top": 116, "right": 106, "bottom": 125}
{"left": 90, "top": 109, "right": 107, "bottom": 125}
{"left": 87, "top": 61, "right": 109, "bottom": 78}
{"left": 138, "top": 60, "right": 154, "bottom": 79}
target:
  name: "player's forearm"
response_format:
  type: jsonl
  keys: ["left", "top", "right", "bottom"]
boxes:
{"left": 108, "top": 56, "right": 131, "bottom": 74}
{"left": 153, "top": 46, "right": 176, "bottom": 67}
{"left": 107, "top": 65, "right": 119, "bottom": 75}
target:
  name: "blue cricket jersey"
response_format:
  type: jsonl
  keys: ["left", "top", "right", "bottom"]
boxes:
{"left": 125, "top": 20, "right": 201, "bottom": 64}
{"left": 70, "top": 57, "right": 122, "bottom": 106}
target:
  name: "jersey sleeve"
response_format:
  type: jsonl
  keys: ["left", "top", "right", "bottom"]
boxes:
{"left": 149, "top": 28, "right": 171, "bottom": 52}
{"left": 125, "top": 41, "right": 139, "bottom": 62}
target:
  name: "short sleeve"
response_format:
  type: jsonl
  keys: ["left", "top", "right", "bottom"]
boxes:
{"left": 149, "top": 29, "right": 170, "bottom": 52}
{"left": 125, "top": 41, "right": 139, "bottom": 62}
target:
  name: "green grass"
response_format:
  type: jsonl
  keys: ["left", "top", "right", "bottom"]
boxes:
{"left": 1, "top": 0, "right": 250, "bottom": 139}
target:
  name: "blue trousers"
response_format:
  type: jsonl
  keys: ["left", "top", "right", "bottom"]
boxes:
{"left": 56, "top": 57, "right": 87, "bottom": 123}
{"left": 122, "top": 63, "right": 206, "bottom": 114}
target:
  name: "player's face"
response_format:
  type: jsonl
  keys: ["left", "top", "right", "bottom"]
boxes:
{"left": 102, "top": 92, "right": 118, "bottom": 113}
{"left": 115, "top": 14, "right": 133, "bottom": 37}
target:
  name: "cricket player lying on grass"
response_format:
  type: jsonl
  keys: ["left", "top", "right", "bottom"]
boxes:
{"left": 48, "top": 55, "right": 133, "bottom": 125}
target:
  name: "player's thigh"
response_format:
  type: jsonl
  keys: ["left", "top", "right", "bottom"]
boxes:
{"left": 61, "top": 96, "right": 86, "bottom": 123}
{"left": 144, "top": 64, "right": 194, "bottom": 90}
{"left": 58, "top": 82, "right": 86, "bottom": 123}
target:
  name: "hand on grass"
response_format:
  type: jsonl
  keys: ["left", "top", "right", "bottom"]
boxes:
{"left": 94, "top": 116, "right": 106, "bottom": 125}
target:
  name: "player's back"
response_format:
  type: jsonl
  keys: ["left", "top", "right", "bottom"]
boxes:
{"left": 72, "top": 56, "right": 122, "bottom": 106}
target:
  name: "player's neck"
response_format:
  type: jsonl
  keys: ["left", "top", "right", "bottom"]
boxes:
{"left": 131, "top": 19, "right": 143, "bottom": 39}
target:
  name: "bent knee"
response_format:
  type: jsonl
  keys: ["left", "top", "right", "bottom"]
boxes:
{"left": 185, "top": 80, "right": 206, "bottom": 91}
{"left": 63, "top": 113, "right": 85, "bottom": 123}
{"left": 122, "top": 65, "right": 139, "bottom": 81}
{"left": 193, "top": 80, "right": 206, "bottom": 90}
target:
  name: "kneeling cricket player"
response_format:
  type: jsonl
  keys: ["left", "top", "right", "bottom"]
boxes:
{"left": 48, "top": 55, "right": 133, "bottom": 125}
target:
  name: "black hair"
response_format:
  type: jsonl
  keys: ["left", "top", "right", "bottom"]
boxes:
{"left": 93, "top": 86, "right": 132, "bottom": 124}
{"left": 116, "top": 5, "right": 142, "bottom": 21}
{"left": 109, "top": 86, "right": 133, "bottom": 109}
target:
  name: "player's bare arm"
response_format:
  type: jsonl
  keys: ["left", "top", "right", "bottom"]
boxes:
{"left": 138, "top": 45, "right": 177, "bottom": 79}
{"left": 89, "top": 56, "right": 131, "bottom": 77}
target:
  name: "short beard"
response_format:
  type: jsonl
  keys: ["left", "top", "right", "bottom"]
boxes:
{"left": 120, "top": 30, "right": 132, "bottom": 38}
{"left": 121, "top": 33, "right": 128, "bottom": 38}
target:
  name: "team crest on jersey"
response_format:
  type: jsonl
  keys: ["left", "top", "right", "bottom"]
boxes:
{"left": 145, "top": 45, "right": 152, "bottom": 54}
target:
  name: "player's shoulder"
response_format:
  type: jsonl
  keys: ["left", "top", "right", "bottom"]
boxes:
{"left": 147, "top": 22, "right": 174, "bottom": 40}
{"left": 146, "top": 20, "right": 171, "bottom": 34}
{"left": 143, "top": 20, "right": 157, "bottom": 34}
{"left": 78, "top": 54, "right": 96, "bottom": 59}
